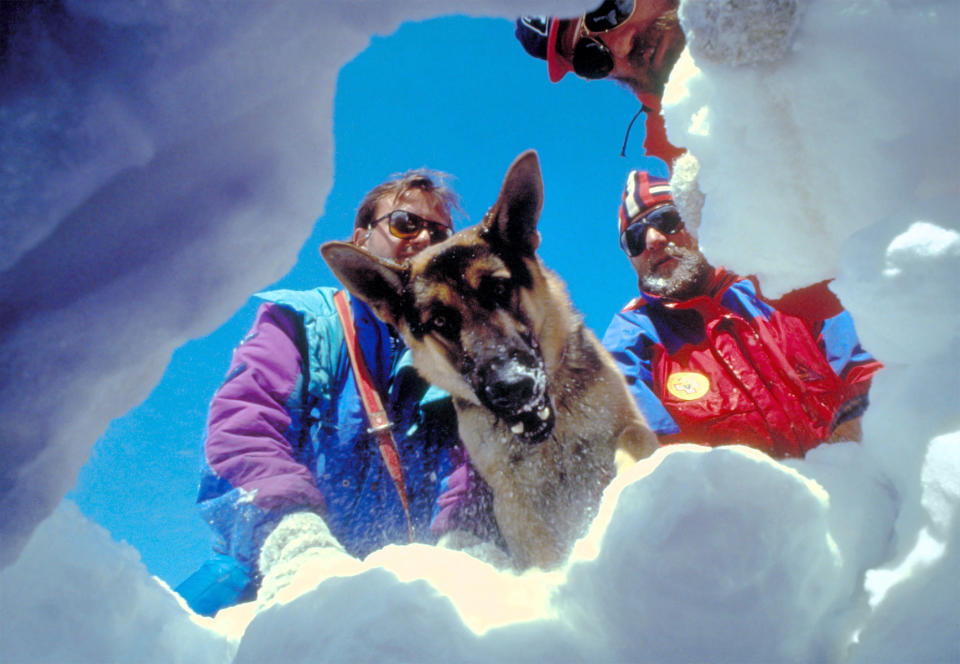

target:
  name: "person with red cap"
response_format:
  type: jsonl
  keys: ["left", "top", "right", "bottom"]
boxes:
{"left": 601, "top": 170, "right": 882, "bottom": 458}
{"left": 515, "top": 3, "right": 687, "bottom": 168}
{"left": 516, "top": 4, "right": 847, "bottom": 323}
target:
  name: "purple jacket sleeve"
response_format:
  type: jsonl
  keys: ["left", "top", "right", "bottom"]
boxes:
{"left": 204, "top": 302, "right": 326, "bottom": 512}
{"left": 430, "top": 447, "right": 501, "bottom": 544}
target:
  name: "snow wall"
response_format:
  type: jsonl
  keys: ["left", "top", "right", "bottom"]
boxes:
{"left": 1, "top": 0, "right": 957, "bottom": 662}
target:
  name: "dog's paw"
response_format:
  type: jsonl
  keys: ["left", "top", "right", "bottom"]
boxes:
{"left": 680, "top": 0, "right": 802, "bottom": 66}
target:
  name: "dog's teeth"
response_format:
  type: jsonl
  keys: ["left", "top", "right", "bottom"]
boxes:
{"left": 538, "top": 406, "right": 551, "bottom": 421}
{"left": 511, "top": 422, "right": 525, "bottom": 435}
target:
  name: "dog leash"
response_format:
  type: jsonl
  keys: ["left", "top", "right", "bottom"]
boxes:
{"left": 333, "top": 290, "right": 415, "bottom": 543}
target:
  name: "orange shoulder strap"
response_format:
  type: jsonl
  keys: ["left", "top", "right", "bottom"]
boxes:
{"left": 332, "top": 290, "right": 414, "bottom": 542}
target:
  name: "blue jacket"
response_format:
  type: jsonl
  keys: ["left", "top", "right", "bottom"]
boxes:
{"left": 179, "top": 288, "right": 466, "bottom": 614}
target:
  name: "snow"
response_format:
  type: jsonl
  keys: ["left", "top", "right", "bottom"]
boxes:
{"left": 0, "top": 502, "right": 234, "bottom": 664}
{"left": 668, "top": 0, "right": 960, "bottom": 299}
{"left": 1, "top": 1, "right": 957, "bottom": 663}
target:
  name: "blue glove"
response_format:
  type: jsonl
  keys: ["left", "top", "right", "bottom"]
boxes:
{"left": 175, "top": 553, "right": 255, "bottom": 616}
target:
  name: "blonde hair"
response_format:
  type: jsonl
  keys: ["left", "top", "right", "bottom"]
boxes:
{"left": 354, "top": 169, "right": 462, "bottom": 231}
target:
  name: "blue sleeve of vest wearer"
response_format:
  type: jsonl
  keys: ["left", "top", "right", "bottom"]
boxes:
{"left": 819, "top": 310, "right": 874, "bottom": 376}
{"left": 175, "top": 553, "right": 256, "bottom": 617}
{"left": 722, "top": 278, "right": 775, "bottom": 320}
{"left": 602, "top": 310, "right": 680, "bottom": 436}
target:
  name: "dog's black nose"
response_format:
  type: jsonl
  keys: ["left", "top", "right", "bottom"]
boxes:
{"left": 482, "top": 363, "right": 537, "bottom": 412}
{"left": 485, "top": 374, "right": 535, "bottom": 411}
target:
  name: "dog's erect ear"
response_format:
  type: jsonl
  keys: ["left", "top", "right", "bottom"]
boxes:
{"left": 320, "top": 241, "right": 406, "bottom": 326}
{"left": 482, "top": 150, "right": 543, "bottom": 256}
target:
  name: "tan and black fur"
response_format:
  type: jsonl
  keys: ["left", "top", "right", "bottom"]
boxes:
{"left": 322, "top": 150, "right": 658, "bottom": 569}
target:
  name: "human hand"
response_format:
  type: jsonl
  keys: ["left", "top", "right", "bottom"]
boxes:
{"left": 257, "top": 511, "right": 365, "bottom": 608}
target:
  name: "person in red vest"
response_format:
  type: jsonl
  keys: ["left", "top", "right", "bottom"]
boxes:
{"left": 602, "top": 170, "right": 882, "bottom": 458}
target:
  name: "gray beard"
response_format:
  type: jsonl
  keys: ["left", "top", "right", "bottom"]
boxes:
{"left": 638, "top": 246, "right": 712, "bottom": 300}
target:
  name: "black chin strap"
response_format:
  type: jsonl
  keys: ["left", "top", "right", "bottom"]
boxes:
{"left": 620, "top": 105, "right": 652, "bottom": 158}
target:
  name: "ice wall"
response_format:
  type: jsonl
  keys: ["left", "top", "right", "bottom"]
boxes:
{"left": 0, "top": 0, "right": 957, "bottom": 661}
{"left": 0, "top": 0, "right": 586, "bottom": 568}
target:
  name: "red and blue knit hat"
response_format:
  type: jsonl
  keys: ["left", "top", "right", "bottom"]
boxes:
{"left": 618, "top": 170, "right": 674, "bottom": 234}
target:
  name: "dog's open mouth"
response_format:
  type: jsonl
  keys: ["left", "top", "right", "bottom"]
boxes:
{"left": 503, "top": 394, "right": 555, "bottom": 444}
{"left": 475, "top": 348, "right": 554, "bottom": 444}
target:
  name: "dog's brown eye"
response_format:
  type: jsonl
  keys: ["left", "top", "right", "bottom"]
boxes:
{"left": 478, "top": 276, "right": 513, "bottom": 312}
{"left": 426, "top": 307, "right": 460, "bottom": 340}
{"left": 485, "top": 278, "right": 511, "bottom": 303}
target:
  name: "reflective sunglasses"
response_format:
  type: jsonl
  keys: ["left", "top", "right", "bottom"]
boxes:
{"left": 369, "top": 209, "right": 452, "bottom": 243}
{"left": 570, "top": 0, "right": 637, "bottom": 79}
{"left": 619, "top": 205, "right": 684, "bottom": 257}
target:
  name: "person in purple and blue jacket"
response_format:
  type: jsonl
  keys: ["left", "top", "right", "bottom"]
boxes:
{"left": 176, "top": 170, "right": 497, "bottom": 615}
{"left": 602, "top": 170, "right": 883, "bottom": 459}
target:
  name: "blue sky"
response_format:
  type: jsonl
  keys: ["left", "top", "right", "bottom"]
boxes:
{"left": 69, "top": 15, "right": 667, "bottom": 587}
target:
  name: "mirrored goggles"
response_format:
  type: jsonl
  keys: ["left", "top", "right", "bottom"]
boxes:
{"left": 370, "top": 209, "right": 452, "bottom": 243}
{"left": 619, "top": 205, "right": 684, "bottom": 257}
{"left": 570, "top": 0, "right": 637, "bottom": 79}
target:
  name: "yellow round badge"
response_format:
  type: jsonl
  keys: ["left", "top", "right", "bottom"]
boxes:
{"left": 666, "top": 372, "right": 710, "bottom": 401}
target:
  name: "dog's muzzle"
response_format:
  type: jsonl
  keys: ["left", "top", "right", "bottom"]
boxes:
{"left": 478, "top": 352, "right": 554, "bottom": 444}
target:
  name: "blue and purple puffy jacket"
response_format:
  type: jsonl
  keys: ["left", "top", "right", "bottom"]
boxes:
{"left": 194, "top": 287, "right": 493, "bottom": 584}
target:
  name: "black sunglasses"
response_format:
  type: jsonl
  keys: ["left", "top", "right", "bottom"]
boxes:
{"left": 370, "top": 209, "right": 452, "bottom": 244}
{"left": 571, "top": 0, "right": 637, "bottom": 79}
{"left": 619, "top": 205, "right": 684, "bottom": 257}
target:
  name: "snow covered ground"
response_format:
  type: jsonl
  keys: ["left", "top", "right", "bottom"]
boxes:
{"left": 1, "top": 1, "right": 957, "bottom": 662}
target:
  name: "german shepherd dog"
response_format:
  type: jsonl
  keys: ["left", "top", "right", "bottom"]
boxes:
{"left": 322, "top": 151, "right": 658, "bottom": 569}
